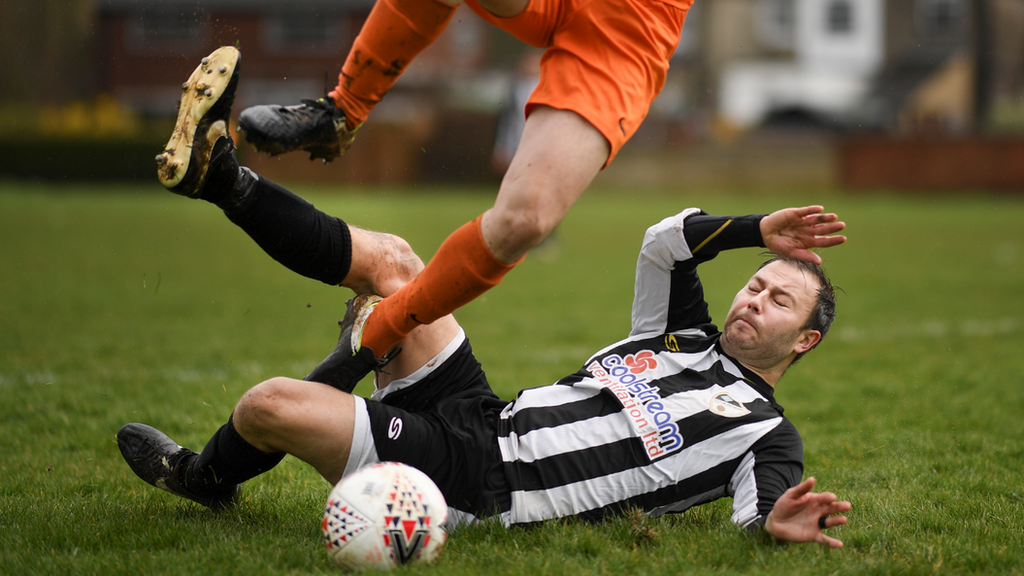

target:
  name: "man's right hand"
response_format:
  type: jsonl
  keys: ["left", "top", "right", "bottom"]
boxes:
{"left": 760, "top": 206, "right": 846, "bottom": 265}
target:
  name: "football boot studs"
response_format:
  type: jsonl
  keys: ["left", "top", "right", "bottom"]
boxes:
{"left": 156, "top": 46, "right": 241, "bottom": 197}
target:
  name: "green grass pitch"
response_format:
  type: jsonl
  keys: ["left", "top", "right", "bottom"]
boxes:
{"left": 1, "top": 181, "right": 1022, "bottom": 575}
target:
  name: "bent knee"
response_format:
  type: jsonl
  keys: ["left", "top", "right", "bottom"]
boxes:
{"left": 234, "top": 377, "right": 302, "bottom": 436}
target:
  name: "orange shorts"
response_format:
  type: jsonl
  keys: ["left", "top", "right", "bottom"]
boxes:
{"left": 465, "top": 0, "right": 692, "bottom": 165}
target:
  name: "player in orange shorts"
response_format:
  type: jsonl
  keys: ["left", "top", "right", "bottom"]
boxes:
{"left": 237, "top": 0, "right": 695, "bottom": 388}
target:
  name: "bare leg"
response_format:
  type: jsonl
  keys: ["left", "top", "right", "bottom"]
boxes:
{"left": 233, "top": 377, "right": 358, "bottom": 485}
{"left": 228, "top": 230, "right": 461, "bottom": 484}
{"left": 225, "top": 228, "right": 462, "bottom": 485}
{"left": 360, "top": 105, "right": 610, "bottom": 354}
{"left": 343, "top": 227, "right": 461, "bottom": 386}
{"left": 482, "top": 105, "right": 610, "bottom": 263}
{"left": 230, "top": 108, "right": 608, "bottom": 485}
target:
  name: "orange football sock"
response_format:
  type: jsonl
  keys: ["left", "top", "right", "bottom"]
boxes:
{"left": 329, "top": 0, "right": 456, "bottom": 128}
{"left": 361, "top": 215, "right": 522, "bottom": 354}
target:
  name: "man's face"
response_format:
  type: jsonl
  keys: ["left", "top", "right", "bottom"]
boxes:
{"left": 720, "top": 260, "right": 822, "bottom": 370}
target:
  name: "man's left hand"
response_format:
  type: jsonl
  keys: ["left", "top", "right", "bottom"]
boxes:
{"left": 763, "top": 477, "right": 852, "bottom": 548}
{"left": 760, "top": 206, "right": 846, "bottom": 265}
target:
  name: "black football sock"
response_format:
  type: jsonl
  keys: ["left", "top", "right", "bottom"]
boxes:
{"left": 219, "top": 171, "right": 353, "bottom": 285}
{"left": 194, "top": 137, "right": 242, "bottom": 206}
{"left": 179, "top": 414, "right": 285, "bottom": 495}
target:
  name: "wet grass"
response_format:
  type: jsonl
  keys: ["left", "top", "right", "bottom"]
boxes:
{"left": 1, "top": 182, "right": 1023, "bottom": 574}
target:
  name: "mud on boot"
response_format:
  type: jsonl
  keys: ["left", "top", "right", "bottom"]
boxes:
{"left": 156, "top": 46, "right": 241, "bottom": 198}
{"left": 117, "top": 422, "right": 238, "bottom": 509}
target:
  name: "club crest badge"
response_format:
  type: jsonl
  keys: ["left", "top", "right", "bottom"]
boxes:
{"left": 709, "top": 392, "right": 750, "bottom": 418}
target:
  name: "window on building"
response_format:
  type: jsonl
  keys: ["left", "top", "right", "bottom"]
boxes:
{"left": 266, "top": 7, "right": 343, "bottom": 53}
{"left": 128, "top": 4, "right": 206, "bottom": 50}
{"left": 916, "top": 0, "right": 966, "bottom": 35}
{"left": 826, "top": 0, "right": 854, "bottom": 34}
{"left": 757, "top": 0, "right": 795, "bottom": 50}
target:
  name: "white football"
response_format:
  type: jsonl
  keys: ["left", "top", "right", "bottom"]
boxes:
{"left": 322, "top": 462, "right": 448, "bottom": 571}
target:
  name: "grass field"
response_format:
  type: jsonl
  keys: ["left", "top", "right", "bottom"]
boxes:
{"left": 1, "top": 181, "right": 1023, "bottom": 575}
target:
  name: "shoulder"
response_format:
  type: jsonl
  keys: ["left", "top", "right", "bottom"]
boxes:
{"left": 752, "top": 417, "right": 804, "bottom": 458}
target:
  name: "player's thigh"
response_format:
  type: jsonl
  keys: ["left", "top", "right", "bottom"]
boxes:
{"left": 508, "top": 104, "right": 609, "bottom": 198}
{"left": 482, "top": 106, "right": 607, "bottom": 259}
{"left": 502, "top": 105, "right": 607, "bottom": 212}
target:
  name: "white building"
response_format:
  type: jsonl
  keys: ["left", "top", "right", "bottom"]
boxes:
{"left": 719, "top": 0, "right": 885, "bottom": 128}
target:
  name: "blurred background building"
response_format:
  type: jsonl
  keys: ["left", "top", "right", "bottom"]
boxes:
{"left": 1, "top": 0, "right": 1023, "bottom": 189}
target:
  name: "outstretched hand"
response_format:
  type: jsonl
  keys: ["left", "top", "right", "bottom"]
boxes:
{"left": 760, "top": 206, "right": 846, "bottom": 265}
{"left": 764, "top": 477, "right": 852, "bottom": 548}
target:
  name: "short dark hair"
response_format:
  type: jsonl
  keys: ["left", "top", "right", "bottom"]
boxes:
{"left": 757, "top": 257, "right": 837, "bottom": 364}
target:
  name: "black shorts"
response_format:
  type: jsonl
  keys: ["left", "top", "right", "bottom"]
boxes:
{"left": 360, "top": 334, "right": 513, "bottom": 518}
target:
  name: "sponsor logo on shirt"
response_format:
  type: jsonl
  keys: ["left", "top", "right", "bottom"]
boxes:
{"left": 587, "top": 351, "right": 683, "bottom": 461}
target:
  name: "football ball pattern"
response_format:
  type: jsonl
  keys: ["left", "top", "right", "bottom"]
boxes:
{"left": 323, "top": 462, "right": 448, "bottom": 571}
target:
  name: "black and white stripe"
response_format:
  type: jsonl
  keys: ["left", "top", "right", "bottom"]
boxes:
{"left": 496, "top": 209, "right": 802, "bottom": 527}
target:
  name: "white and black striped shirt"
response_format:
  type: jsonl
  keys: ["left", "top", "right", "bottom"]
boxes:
{"left": 496, "top": 209, "right": 803, "bottom": 528}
